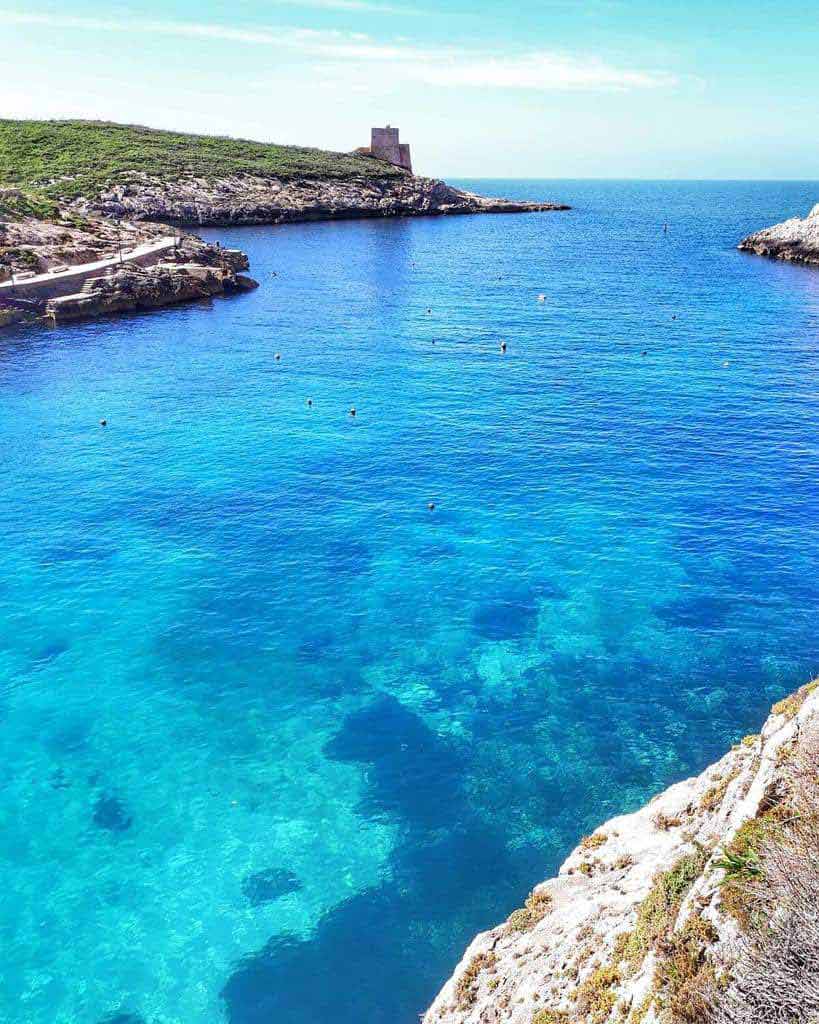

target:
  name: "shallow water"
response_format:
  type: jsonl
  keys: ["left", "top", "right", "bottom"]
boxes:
{"left": 1, "top": 180, "right": 819, "bottom": 1024}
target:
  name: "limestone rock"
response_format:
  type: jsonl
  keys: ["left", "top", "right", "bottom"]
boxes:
{"left": 45, "top": 259, "right": 258, "bottom": 323}
{"left": 738, "top": 203, "right": 819, "bottom": 266}
{"left": 72, "top": 173, "right": 569, "bottom": 227}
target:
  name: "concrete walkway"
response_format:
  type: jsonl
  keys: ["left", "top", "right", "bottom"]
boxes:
{"left": 0, "top": 236, "right": 178, "bottom": 301}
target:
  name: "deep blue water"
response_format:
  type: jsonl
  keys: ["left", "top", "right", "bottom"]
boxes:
{"left": 2, "top": 180, "right": 819, "bottom": 1024}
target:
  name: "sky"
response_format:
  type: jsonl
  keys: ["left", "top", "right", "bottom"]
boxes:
{"left": 2, "top": 1, "right": 818, "bottom": 179}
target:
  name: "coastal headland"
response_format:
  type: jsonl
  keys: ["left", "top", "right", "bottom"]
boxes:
{"left": 0, "top": 120, "right": 569, "bottom": 328}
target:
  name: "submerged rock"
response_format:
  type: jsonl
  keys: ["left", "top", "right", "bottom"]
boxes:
{"left": 242, "top": 867, "right": 302, "bottom": 907}
{"left": 738, "top": 203, "right": 819, "bottom": 266}
{"left": 425, "top": 681, "right": 819, "bottom": 1024}
{"left": 93, "top": 792, "right": 133, "bottom": 832}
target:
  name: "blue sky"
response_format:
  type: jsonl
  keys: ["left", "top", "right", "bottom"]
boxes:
{"left": 2, "top": 1, "right": 818, "bottom": 178}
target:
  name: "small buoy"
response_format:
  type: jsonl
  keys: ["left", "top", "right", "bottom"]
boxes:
{"left": 723, "top": 361, "right": 730, "bottom": 367}
{"left": 428, "top": 502, "right": 435, "bottom": 511}
{"left": 500, "top": 341, "right": 507, "bottom": 353}
{"left": 349, "top": 406, "right": 356, "bottom": 417}
{"left": 537, "top": 294, "right": 546, "bottom": 302}
{"left": 275, "top": 352, "right": 281, "bottom": 361}
{"left": 307, "top": 398, "right": 313, "bottom": 407}
{"left": 99, "top": 419, "right": 107, "bottom": 426}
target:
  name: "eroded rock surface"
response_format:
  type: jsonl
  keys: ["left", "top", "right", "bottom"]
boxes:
{"left": 1, "top": 211, "right": 257, "bottom": 326}
{"left": 77, "top": 173, "right": 569, "bottom": 227}
{"left": 46, "top": 249, "right": 256, "bottom": 323}
{"left": 738, "top": 203, "right": 819, "bottom": 266}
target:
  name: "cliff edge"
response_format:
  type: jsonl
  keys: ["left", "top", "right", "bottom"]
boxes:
{"left": 738, "top": 203, "right": 819, "bottom": 266}
{"left": 426, "top": 681, "right": 819, "bottom": 1024}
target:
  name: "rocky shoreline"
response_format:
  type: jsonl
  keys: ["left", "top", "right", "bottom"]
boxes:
{"left": 425, "top": 681, "right": 819, "bottom": 1024}
{"left": 44, "top": 248, "right": 257, "bottom": 324}
{"left": 78, "top": 172, "right": 569, "bottom": 227}
{"left": 0, "top": 173, "right": 567, "bottom": 329}
{"left": 0, "top": 210, "right": 257, "bottom": 327}
{"left": 738, "top": 202, "right": 819, "bottom": 266}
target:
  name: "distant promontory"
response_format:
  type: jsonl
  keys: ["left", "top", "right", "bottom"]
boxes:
{"left": 0, "top": 120, "right": 568, "bottom": 328}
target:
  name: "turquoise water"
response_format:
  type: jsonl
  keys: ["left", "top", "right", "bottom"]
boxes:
{"left": 1, "top": 180, "right": 819, "bottom": 1024}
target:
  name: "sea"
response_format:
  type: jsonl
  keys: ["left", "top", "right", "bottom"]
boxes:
{"left": 1, "top": 180, "right": 818, "bottom": 1024}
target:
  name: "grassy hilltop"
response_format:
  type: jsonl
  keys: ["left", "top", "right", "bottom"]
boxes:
{"left": 0, "top": 120, "right": 401, "bottom": 219}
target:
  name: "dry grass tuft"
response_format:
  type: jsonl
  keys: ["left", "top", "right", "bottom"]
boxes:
{"left": 580, "top": 832, "right": 609, "bottom": 851}
{"left": 706, "top": 726, "right": 819, "bottom": 1024}
{"left": 574, "top": 964, "right": 621, "bottom": 1023}
{"left": 506, "top": 888, "right": 553, "bottom": 933}
{"left": 455, "top": 951, "right": 497, "bottom": 1009}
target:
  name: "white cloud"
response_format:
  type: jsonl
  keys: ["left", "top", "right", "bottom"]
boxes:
{"left": 268, "top": 0, "right": 420, "bottom": 12}
{"left": 0, "top": 10, "right": 677, "bottom": 92}
{"left": 415, "top": 53, "right": 676, "bottom": 91}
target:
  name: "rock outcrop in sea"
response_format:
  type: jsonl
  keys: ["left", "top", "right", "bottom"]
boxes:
{"left": 738, "top": 203, "right": 819, "bottom": 266}
{"left": 426, "top": 681, "right": 819, "bottom": 1024}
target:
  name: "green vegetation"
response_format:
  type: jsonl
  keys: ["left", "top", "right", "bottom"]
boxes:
{"left": 771, "top": 678, "right": 818, "bottom": 719}
{"left": 0, "top": 119, "right": 402, "bottom": 218}
{"left": 455, "top": 951, "right": 497, "bottom": 1009}
{"left": 506, "top": 888, "right": 552, "bottom": 932}
{"left": 0, "top": 246, "right": 41, "bottom": 271}
{"left": 531, "top": 1010, "right": 570, "bottom": 1024}
{"left": 654, "top": 914, "right": 719, "bottom": 1023}
{"left": 699, "top": 772, "right": 735, "bottom": 813}
{"left": 717, "top": 815, "right": 776, "bottom": 928}
{"left": 616, "top": 847, "right": 709, "bottom": 971}
{"left": 0, "top": 189, "right": 60, "bottom": 220}
{"left": 574, "top": 964, "right": 621, "bottom": 1023}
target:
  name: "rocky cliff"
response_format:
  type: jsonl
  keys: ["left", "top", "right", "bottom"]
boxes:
{"left": 76, "top": 172, "right": 567, "bottom": 227}
{"left": 738, "top": 203, "right": 819, "bottom": 266}
{"left": 426, "top": 681, "right": 819, "bottom": 1024}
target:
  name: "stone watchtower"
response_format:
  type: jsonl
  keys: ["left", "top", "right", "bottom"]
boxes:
{"left": 369, "top": 126, "right": 412, "bottom": 173}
